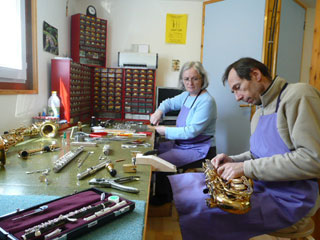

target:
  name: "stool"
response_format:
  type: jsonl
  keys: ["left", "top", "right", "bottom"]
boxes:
{"left": 268, "top": 217, "right": 315, "bottom": 240}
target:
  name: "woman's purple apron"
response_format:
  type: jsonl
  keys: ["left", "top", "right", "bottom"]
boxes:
{"left": 168, "top": 83, "right": 319, "bottom": 240}
{"left": 158, "top": 90, "right": 212, "bottom": 167}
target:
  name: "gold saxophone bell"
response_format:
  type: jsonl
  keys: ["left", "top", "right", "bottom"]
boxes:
{"left": 203, "top": 159, "right": 253, "bottom": 214}
{"left": 0, "top": 137, "right": 6, "bottom": 166}
{"left": 0, "top": 121, "right": 59, "bottom": 166}
{"left": 39, "top": 122, "right": 58, "bottom": 138}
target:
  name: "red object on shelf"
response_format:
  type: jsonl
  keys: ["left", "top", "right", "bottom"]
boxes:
{"left": 89, "top": 132, "right": 108, "bottom": 138}
{"left": 136, "top": 131, "right": 153, "bottom": 136}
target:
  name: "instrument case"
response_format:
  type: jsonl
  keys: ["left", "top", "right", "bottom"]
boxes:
{"left": 0, "top": 188, "right": 135, "bottom": 240}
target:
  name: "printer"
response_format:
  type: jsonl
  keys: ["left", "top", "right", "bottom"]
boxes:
{"left": 118, "top": 52, "right": 158, "bottom": 69}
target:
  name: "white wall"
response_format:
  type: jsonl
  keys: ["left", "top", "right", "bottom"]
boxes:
{"left": 0, "top": 0, "right": 202, "bottom": 133}
{"left": 70, "top": 0, "right": 203, "bottom": 87}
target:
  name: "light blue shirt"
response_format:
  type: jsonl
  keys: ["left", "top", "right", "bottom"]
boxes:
{"left": 158, "top": 91, "right": 217, "bottom": 146}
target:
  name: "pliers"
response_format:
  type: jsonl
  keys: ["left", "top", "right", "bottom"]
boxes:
{"left": 89, "top": 176, "right": 140, "bottom": 194}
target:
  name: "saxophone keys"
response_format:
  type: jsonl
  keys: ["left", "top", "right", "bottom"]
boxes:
{"left": 230, "top": 182, "right": 247, "bottom": 190}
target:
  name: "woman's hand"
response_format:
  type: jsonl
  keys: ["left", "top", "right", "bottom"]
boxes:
{"left": 150, "top": 109, "right": 163, "bottom": 126}
{"left": 155, "top": 126, "right": 166, "bottom": 136}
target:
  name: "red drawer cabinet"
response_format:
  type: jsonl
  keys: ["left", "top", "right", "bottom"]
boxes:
{"left": 71, "top": 14, "right": 107, "bottom": 68}
{"left": 51, "top": 58, "right": 92, "bottom": 124}
{"left": 51, "top": 59, "right": 156, "bottom": 124}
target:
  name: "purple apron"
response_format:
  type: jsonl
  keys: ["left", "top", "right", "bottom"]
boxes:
{"left": 158, "top": 90, "right": 212, "bottom": 167}
{"left": 169, "top": 83, "right": 319, "bottom": 240}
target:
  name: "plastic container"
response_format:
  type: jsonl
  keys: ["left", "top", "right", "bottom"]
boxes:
{"left": 48, "top": 91, "right": 60, "bottom": 118}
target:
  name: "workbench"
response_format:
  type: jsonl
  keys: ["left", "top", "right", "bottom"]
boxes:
{"left": 0, "top": 124, "right": 153, "bottom": 240}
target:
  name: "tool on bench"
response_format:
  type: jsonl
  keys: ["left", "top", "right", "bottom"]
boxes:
{"left": 89, "top": 176, "right": 140, "bottom": 193}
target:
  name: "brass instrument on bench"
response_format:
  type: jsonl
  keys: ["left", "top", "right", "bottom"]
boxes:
{"left": 203, "top": 159, "right": 253, "bottom": 214}
{"left": 0, "top": 121, "right": 58, "bottom": 166}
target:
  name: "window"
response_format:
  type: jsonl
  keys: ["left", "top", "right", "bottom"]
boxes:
{"left": 0, "top": 0, "right": 27, "bottom": 82}
{"left": 0, "top": 0, "right": 38, "bottom": 94}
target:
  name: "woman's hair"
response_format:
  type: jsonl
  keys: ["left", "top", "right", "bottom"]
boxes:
{"left": 222, "top": 57, "right": 272, "bottom": 85}
{"left": 178, "top": 61, "right": 209, "bottom": 90}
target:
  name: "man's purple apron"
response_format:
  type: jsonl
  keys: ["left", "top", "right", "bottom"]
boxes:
{"left": 168, "top": 83, "right": 319, "bottom": 240}
{"left": 158, "top": 91, "right": 212, "bottom": 167}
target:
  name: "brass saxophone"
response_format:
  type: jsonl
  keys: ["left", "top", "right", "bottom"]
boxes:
{"left": 0, "top": 121, "right": 59, "bottom": 166}
{"left": 203, "top": 159, "right": 253, "bottom": 214}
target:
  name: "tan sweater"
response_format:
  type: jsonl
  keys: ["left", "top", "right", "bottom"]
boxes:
{"left": 231, "top": 77, "right": 320, "bottom": 181}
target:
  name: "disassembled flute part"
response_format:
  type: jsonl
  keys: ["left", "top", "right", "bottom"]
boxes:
{"left": 202, "top": 159, "right": 253, "bottom": 214}
{"left": 77, "top": 160, "right": 109, "bottom": 180}
{"left": 77, "top": 151, "right": 94, "bottom": 168}
{"left": 26, "top": 168, "right": 51, "bottom": 175}
{"left": 19, "top": 145, "right": 60, "bottom": 159}
{"left": 53, "top": 146, "right": 84, "bottom": 173}
{"left": 12, "top": 205, "right": 48, "bottom": 221}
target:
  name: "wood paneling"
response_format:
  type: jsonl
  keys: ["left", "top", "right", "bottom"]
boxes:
{"left": 310, "top": 0, "right": 320, "bottom": 91}
{"left": 262, "top": 0, "right": 282, "bottom": 78}
{"left": 309, "top": 1, "right": 320, "bottom": 237}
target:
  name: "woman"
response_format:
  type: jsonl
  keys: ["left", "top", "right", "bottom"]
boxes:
{"left": 150, "top": 61, "right": 217, "bottom": 168}
{"left": 149, "top": 61, "right": 217, "bottom": 205}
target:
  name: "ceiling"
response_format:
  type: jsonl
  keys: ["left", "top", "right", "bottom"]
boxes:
{"left": 159, "top": 0, "right": 316, "bottom": 8}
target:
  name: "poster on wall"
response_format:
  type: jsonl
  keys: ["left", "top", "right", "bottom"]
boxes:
{"left": 43, "top": 21, "right": 59, "bottom": 55}
{"left": 165, "top": 14, "right": 188, "bottom": 44}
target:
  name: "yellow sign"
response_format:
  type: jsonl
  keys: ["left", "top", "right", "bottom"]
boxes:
{"left": 166, "top": 14, "right": 188, "bottom": 44}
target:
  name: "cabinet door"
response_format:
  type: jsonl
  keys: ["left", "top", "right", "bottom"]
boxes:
{"left": 202, "top": 0, "right": 266, "bottom": 155}
{"left": 276, "top": 0, "right": 305, "bottom": 84}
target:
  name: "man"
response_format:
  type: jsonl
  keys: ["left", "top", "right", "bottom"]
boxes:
{"left": 168, "top": 57, "right": 320, "bottom": 240}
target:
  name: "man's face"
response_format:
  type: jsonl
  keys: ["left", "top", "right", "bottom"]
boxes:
{"left": 227, "top": 68, "right": 264, "bottom": 105}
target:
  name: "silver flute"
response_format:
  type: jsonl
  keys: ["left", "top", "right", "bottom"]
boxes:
{"left": 22, "top": 199, "right": 113, "bottom": 240}
{"left": 77, "top": 159, "right": 110, "bottom": 180}
{"left": 53, "top": 146, "right": 84, "bottom": 173}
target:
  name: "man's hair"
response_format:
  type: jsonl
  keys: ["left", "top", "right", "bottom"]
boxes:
{"left": 222, "top": 57, "right": 272, "bottom": 85}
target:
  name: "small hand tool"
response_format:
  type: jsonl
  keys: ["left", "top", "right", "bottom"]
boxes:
{"left": 103, "top": 144, "right": 110, "bottom": 156}
{"left": 77, "top": 151, "right": 94, "bottom": 168}
{"left": 12, "top": 205, "right": 48, "bottom": 221}
{"left": 26, "top": 168, "right": 50, "bottom": 175}
{"left": 89, "top": 176, "right": 140, "bottom": 193}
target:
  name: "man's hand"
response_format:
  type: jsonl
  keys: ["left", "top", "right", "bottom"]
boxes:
{"left": 155, "top": 126, "right": 166, "bottom": 136}
{"left": 211, "top": 153, "right": 233, "bottom": 169}
{"left": 150, "top": 110, "right": 163, "bottom": 126}
{"left": 211, "top": 153, "right": 244, "bottom": 181}
{"left": 217, "top": 162, "right": 244, "bottom": 181}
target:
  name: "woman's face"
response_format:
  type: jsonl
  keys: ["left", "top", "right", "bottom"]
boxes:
{"left": 182, "top": 67, "right": 203, "bottom": 96}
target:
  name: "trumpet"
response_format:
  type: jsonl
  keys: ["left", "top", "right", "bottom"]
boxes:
{"left": 203, "top": 159, "right": 253, "bottom": 214}
{"left": 0, "top": 121, "right": 59, "bottom": 165}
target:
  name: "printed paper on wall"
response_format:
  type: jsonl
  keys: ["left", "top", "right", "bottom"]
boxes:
{"left": 166, "top": 14, "right": 188, "bottom": 44}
